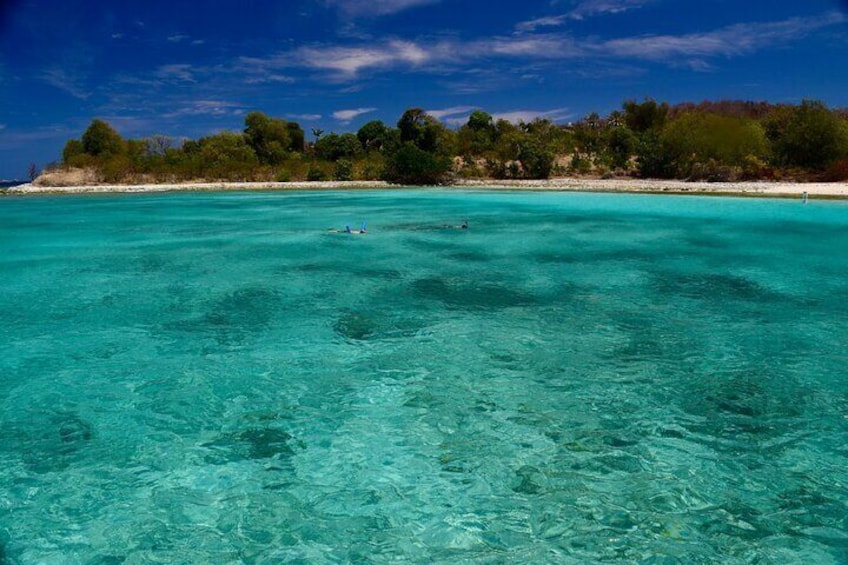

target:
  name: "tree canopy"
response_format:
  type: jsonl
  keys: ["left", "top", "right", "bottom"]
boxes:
{"left": 51, "top": 99, "right": 848, "bottom": 185}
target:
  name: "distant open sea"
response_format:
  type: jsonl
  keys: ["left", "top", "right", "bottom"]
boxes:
{"left": 1, "top": 189, "right": 846, "bottom": 563}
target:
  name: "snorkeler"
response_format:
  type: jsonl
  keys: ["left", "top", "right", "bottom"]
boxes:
{"left": 328, "top": 221, "right": 367, "bottom": 234}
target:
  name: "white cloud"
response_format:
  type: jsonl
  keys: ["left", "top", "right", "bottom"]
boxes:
{"left": 515, "top": 16, "right": 568, "bottom": 33}
{"left": 427, "top": 106, "right": 478, "bottom": 120}
{"left": 168, "top": 33, "right": 189, "bottom": 43}
{"left": 426, "top": 106, "right": 572, "bottom": 125}
{"left": 425, "top": 106, "right": 480, "bottom": 125}
{"left": 567, "top": 0, "right": 657, "bottom": 20}
{"left": 0, "top": 124, "right": 5, "bottom": 131}
{"left": 599, "top": 12, "right": 846, "bottom": 61}
{"left": 288, "top": 114, "right": 323, "bottom": 121}
{"left": 155, "top": 64, "right": 195, "bottom": 82}
{"left": 163, "top": 100, "right": 245, "bottom": 118}
{"left": 41, "top": 68, "right": 90, "bottom": 99}
{"left": 244, "top": 74, "right": 295, "bottom": 85}
{"left": 492, "top": 108, "right": 573, "bottom": 124}
{"left": 483, "top": 36, "right": 576, "bottom": 57}
{"left": 232, "top": 11, "right": 845, "bottom": 84}
{"left": 327, "top": 0, "right": 440, "bottom": 17}
{"left": 332, "top": 107, "right": 377, "bottom": 122}
{"left": 297, "top": 40, "right": 429, "bottom": 77}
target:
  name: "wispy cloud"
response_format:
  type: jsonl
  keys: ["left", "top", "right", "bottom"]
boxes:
{"left": 332, "top": 107, "right": 377, "bottom": 122}
{"left": 110, "top": 11, "right": 847, "bottom": 102}
{"left": 326, "top": 0, "right": 440, "bottom": 17}
{"left": 304, "top": 12, "right": 843, "bottom": 79}
{"left": 426, "top": 106, "right": 479, "bottom": 121}
{"left": 426, "top": 106, "right": 572, "bottom": 126}
{"left": 167, "top": 33, "right": 190, "bottom": 43}
{"left": 492, "top": 108, "right": 573, "bottom": 124}
{"left": 567, "top": 0, "right": 657, "bottom": 20}
{"left": 516, "top": 16, "right": 568, "bottom": 33}
{"left": 599, "top": 11, "right": 846, "bottom": 62}
{"left": 296, "top": 41, "right": 430, "bottom": 77}
{"left": 288, "top": 113, "right": 323, "bottom": 121}
{"left": 244, "top": 74, "right": 295, "bottom": 85}
{"left": 163, "top": 100, "right": 245, "bottom": 119}
{"left": 41, "top": 68, "right": 90, "bottom": 99}
{"left": 155, "top": 64, "right": 195, "bottom": 82}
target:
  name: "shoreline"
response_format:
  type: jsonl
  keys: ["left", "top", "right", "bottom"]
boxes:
{"left": 5, "top": 178, "right": 848, "bottom": 198}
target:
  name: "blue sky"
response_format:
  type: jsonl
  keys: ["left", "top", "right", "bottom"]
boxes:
{"left": 1, "top": 0, "right": 847, "bottom": 179}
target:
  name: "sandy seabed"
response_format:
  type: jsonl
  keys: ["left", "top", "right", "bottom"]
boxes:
{"left": 6, "top": 178, "right": 848, "bottom": 198}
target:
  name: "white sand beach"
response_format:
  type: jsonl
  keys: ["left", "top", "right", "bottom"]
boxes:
{"left": 6, "top": 178, "right": 848, "bottom": 198}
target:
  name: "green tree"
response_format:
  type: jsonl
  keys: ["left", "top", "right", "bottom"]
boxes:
{"left": 517, "top": 139, "right": 555, "bottom": 179}
{"left": 62, "top": 139, "right": 85, "bottom": 164}
{"left": 383, "top": 108, "right": 453, "bottom": 184}
{"left": 603, "top": 125, "right": 637, "bottom": 170}
{"left": 383, "top": 143, "right": 451, "bottom": 185}
{"left": 765, "top": 100, "right": 848, "bottom": 170}
{"left": 287, "top": 122, "right": 305, "bottom": 152}
{"left": 357, "top": 120, "right": 390, "bottom": 152}
{"left": 81, "top": 119, "right": 125, "bottom": 157}
{"left": 198, "top": 132, "right": 258, "bottom": 180}
{"left": 458, "top": 110, "right": 496, "bottom": 156}
{"left": 244, "top": 111, "right": 292, "bottom": 165}
{"left": 315, "top": 133, "right": 362, "bottom": 161}
{"left": 634, "top": 132, "right": 675, "bottom": 179}
{"left": 661, "top": 112, "right": 769, "bottom": 177}
{"left": 623, "top": 98, "right": 669, "bottom": 134}
{"left": 397, "top": 108, "right": 443, "bottom": 153}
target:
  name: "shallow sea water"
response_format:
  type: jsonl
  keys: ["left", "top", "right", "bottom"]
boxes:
{"left": 0, "top": 189, "right": 846, "bottom": 564}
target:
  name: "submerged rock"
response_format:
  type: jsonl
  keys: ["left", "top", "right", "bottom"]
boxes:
{"left": 411, "top": 277, "right": 539, "bottom": 311}
{"left": 334, "top": 311, "right": 375, "bottom": 341}
{"left": 202, "top": 427, "right": 296, "bottom": 464}
{"left": 12, "top": 411, "right": 95, "bottom": 473}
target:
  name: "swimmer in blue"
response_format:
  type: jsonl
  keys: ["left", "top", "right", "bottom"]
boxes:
{"left": 329, "top": 221, "right": 367, "bottom": 234}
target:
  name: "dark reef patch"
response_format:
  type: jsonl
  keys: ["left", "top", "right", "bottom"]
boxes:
{"left": 655, "top": 272, "right": 784, "bottom": 303}
{"left": 202, "top": 427, "right": 296, "bottom": 464}
{"left": 163, "top": 286, "right": 280, "bottom": 346}
{"left": 333, "top": 309, "right": 426, "bottom": 341}
{"left": 7, "top": 411, "right": 96, "bottom": 474}
{"left": 410, "top": 276, "right": 539, "bottom": 311}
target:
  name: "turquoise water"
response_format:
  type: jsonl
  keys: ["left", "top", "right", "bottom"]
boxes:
{"left": 1, "top": 189, "right": 846, "bottom": 564}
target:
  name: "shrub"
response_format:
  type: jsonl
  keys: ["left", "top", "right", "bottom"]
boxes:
{"left": 307, "top": 163, "right": 331, "bottom": 181}
{"left": 382, "top": 143, "right": 451, "bottom": 185}
{"left": 824, "top": 158, "right": 848, "bottom": 181}
{"left": 334, "top": 159, "right": 353, "bottom": 181}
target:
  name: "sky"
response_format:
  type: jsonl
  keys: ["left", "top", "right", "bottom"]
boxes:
{"left": 1, "top": 0, "right": 847, "bottom": 179}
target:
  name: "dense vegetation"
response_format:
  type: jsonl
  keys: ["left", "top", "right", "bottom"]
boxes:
{"left": 54, "top": 99, "right": 848, "bottom": 185}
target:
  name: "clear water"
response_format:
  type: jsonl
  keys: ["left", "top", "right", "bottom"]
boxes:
{"left": 1, "top": 189, "right": 846, "bottom": 564}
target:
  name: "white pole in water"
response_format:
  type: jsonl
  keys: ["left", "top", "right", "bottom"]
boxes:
{"left": 802, "top": 191, "right": 808, "bottom": 204}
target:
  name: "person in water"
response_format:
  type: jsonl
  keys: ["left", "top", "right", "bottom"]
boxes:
{"left": 335, "top": 221, "right": 366, "bottom": 234}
